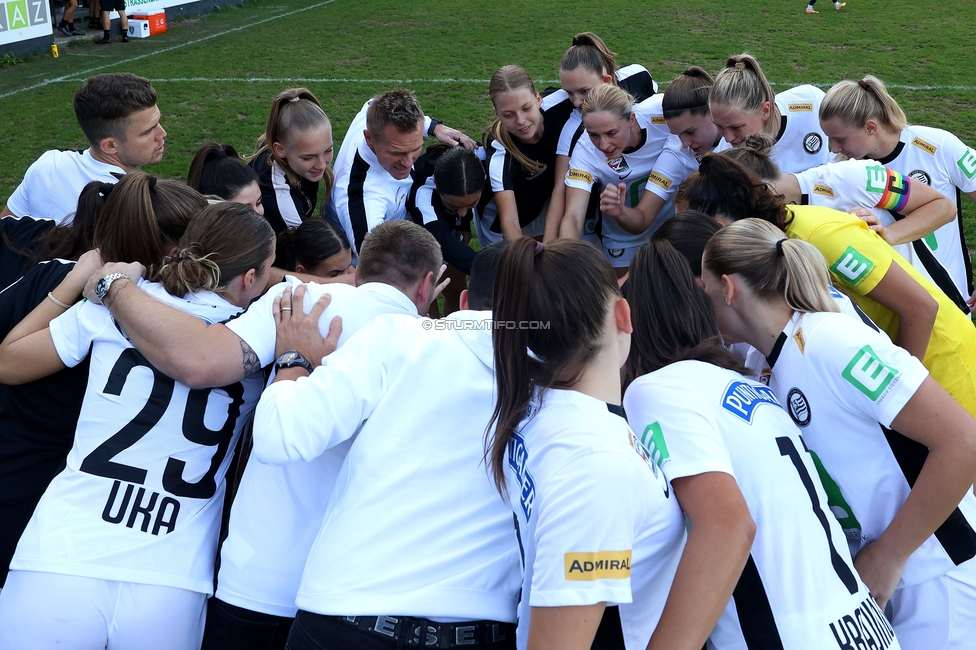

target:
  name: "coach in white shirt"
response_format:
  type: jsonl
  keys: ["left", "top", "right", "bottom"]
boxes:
{"left": 251, "top": 242, "right": 520, "bottom": 650}
{"left": 2, "top": 73, "right": 166, "bottom": 225}
{"left": 326, "top": 89, "right": 475, "bottom": 263}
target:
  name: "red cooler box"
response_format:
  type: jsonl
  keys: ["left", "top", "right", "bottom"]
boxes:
{"left": 131, "top": 10, "right": 166, "bottom": 35}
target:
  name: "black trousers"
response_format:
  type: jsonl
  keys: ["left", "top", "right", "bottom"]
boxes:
{"left": 284, "top": 612, "right": 516, "bottom": 650}
{"left": 200, "top": 597, "right": 294, "bottom": 650}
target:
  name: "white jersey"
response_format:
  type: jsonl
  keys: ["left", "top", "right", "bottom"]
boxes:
{"left": 766, "top": 311, "right": 976, "bottom": 587}
{"left": 868, "top": 124, "right": 976, "bottom": 298}
{"left": 12, "top": 281, "right": 261, "bottom": 594}
{"left": 5, "top": 148, "right": 125, "bottom": 224}
{"left": 734, "top": 285, "right": 884, "bottom": 383}
{"left": 624, "top": 361, "right": 896, "bottom": 650}
{"left": 645, "top": 134, "right": 731, "bottom": 202}
{"left": 216, "top": 280, "right": 419, "bottom": 617}
{"left": 794, "top": 159, "right": 963, "bottom": 307}
{"left": 327, "top": 100, "right": 415, "bottom": 262}
{"left": 252, "top": 312, "right": 521, "bottom": 621}
{"left": 771, "top": 85, "right": 833, "bottom": 174}
{"left": 508, "top": 389, "right": 685, "bottom": 650}
{"left": 554, "top": 64, "right": 659, "bottom": 158}
{"left": 565, "top": 94, "right": 671, "bottom": 255}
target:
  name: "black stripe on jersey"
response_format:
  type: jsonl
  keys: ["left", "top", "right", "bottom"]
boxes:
{"left": 605, "top": 403, "right": 624, "bottom": 417}
{"left": 568, "top": 124, "right": 586, "bottom": 158}
{"left": 849, "top": 301, "right": 881, "bottom": 332}
{"left": 618, "top": 68, "right": 656, "bottom": 102}
{"left": 623, "top": 129, "right": 647, "bottom": 155}
{"left": 799, "top": 194, "right": 810, "bottom": 206}
{"left": 766, "top": 332, "right": 789, "bottom": 368}
{"left": 348, "top": 151, "right": 372, "bottom": 252}
{"left": 875, "top": 142, "right": 906, "bottom": 166}
{"left": 888, "top": 207, "right": 969, "bottom": 312}
{"left": 774, "top": 116, "right": 788, "bottom": 144}
{"left": 955, "top": 188, "right": 974, "bottom": 295}
{"left": 731, "top": 554, "right": 785, "bottom": 650}
{"left": 591, "top": 605, "right": 625, "bottom": 650}
{"left": 882, "top": 425, "right": 976, "bottom": 565}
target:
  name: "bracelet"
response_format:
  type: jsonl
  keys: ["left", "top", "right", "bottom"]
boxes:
{"left": 47, "top": 292, "right": 72, "bottom": 310}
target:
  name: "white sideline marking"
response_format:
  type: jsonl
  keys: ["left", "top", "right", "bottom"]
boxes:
{"left": 0, "top": 0, "right": 337, "bottom": 100}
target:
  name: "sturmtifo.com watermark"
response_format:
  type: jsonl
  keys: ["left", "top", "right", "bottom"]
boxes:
{"left": 421, "top": 319, "right": 550, "bottom": 331}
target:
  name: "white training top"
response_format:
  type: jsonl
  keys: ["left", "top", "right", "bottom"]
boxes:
{"left": 5, "top": 148, "right": 125, "bottom": 224}
{"left": 252, "top": 311, "right": 521, "bottom": 621}
{"left": 793, "top": 159, "right": 959, "bottom": 304}
{"left": 770, "top": 85, "right": 833, "bottom": 174}
{"left": 12, "top": 281, "right": 260, "bottom": 594}
{"left": 328, "top": 100, "right": 420, "bottom": 262}
{"left": 215, "top": 280, "right": 419, "bottom": 617}
{"left": 766, "top": 311, "right": 976, "bottom": 587}
{"left": 645, "top": 134, "right": 731, "bottom": 202}
{"left": 508, "top": 389, "right": 685, "bottom": 650}
{"left": 565, "top": 94, "right": 671, "bottom": 252}
{"left": 624, "top": 361, "right": 896, "bottom": 650}
{"left": 868, "top": 124, "right": 976, "bottom": 298}
{"left": 554, "top": 64, "right": 659, "bottom": 158}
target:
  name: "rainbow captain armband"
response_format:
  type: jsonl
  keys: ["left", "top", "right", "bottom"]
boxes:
{"left": 865, "top": 165, "right": 911, "bottom": 212}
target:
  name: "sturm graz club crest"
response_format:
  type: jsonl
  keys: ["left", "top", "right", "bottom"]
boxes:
{"left": 787, "top": 387, "right": 811, "bottom": 427}
{"left": 803, "top": 133, "right": 823, "bottom": 155}
{"left": 908, "top": 169, "right": 931, "bottom": 185}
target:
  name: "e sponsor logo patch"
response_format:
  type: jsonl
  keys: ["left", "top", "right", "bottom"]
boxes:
{"left": 911, "top": 137, "right": 938, "bottom": 155}
{"left": 842, "top": 345, "right": 899, "bottom": 400}
{"left": 565, "top": 551, "right": 632, "bottom": 580}
{"left": 803, "top": 133, "right": 823, "bottom": 155}
{"left": 567, "top": 169, "right": 593, "bottom": 184}
{"left": 722, "top": 380, "right": 779, "bottom": 423}
{"left": 787, "top": 387, "right": 811, "bottom": 427}
{"left": 830, "top": 247, "right": 874, "bottom": 287}
{"left": 647, "top": 170, "right": 673, "bottom": 190}
{"left": 958, "top": 148, "right": 976, "bottom": 180}
{"left": 639, "top": 422, "right": 670, "bottom": 467}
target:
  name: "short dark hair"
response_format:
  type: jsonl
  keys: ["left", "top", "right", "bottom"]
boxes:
{"left": 652, "top": 210, "right": 721, "bottom": 277}
{"left": 74, "top": 73, "right": 158, "bottom": 148}
{"left": 366, "top": 89, "right": 425, "bottom": 139}
{"left": 275, "top": 219, "right": 350, "bottom": 272}
{"left": 357, "top": 220, "right": 442, "bottom": 291}
{"left": 466, "top": 241, "right": 510, "bottom": 311}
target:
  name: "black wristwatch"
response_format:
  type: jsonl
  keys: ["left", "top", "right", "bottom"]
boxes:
{"left": 427, "top": 118, "right": 442, "bottom": 137}
{"left": 274, "top": 350, "right": 313, "bottom": 374}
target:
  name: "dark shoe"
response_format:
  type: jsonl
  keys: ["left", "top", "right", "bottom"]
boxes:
{"left": 68, "top": 25, "right": 85, "bottom": 35}
{"left": 57, "top": 23, "right": 71, "bottom": 35}
{"left": 121, "top": 32, "right": 128, "bottom": 42}
{"left": 96, "top": 34, "right": 111, "bottom": 43}
{"left": 88, "top": 17, "right": 98, "bottom": 28}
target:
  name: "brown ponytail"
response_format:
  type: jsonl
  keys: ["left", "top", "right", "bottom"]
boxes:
{"left": 559, "top": 32, "right": 618, "bottom": 82}
{"left": 720, "top": 132, "right": 781, "bottom": 181}
{"left": 487, "top": 238, "right": 620, "bottom": 492}
{"left": 623, "top": 240, "right": 741, "bottom": 389}
{"left": 677, "top": 154, "right": 789, "bottom": 227}
{"left": 154, "top": 202, "right": 275, "bottom": 299}
{"left": 94, "top": 172, "right": 207, "bottom": 270}
{"left": 662, "top": 66, "right": 714, "bottom": 119}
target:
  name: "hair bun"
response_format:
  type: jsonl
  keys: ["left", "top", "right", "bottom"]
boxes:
{"left": 743, "top": 132, "right": 776, "bottom": 155}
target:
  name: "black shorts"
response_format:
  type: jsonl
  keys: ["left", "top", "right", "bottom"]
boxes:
{"left": 101, "top": 0, "right": 125, "bottom": 12}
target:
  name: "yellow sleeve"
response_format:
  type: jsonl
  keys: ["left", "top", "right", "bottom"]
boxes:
{"left": 787, "top": 206, "right": 893, "bottom": 296}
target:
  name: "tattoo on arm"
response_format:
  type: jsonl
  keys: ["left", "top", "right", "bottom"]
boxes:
{"left": 241, "top": 340, "right": 260, "bottom": 376}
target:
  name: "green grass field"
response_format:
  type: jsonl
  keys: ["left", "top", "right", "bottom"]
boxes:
{"left": 1, "top": 0, "right": 975, "bottom": 242}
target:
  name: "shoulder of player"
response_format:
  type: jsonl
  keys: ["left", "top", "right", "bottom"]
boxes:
{"left": 541, "top": 88, "right": 573, "bottom": 114}
{"left": 905, "top": 124, "right": 969, "bottom": 157}
{"left": 776, "top": 84, "right": 826, "bottom": 107}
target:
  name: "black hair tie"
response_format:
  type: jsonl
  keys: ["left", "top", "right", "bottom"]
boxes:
{"left": 99, "top": 182, "right": 115, "bottom": 197}
{"left": 206, "top": 149, "right": 229, "bottom": 162}
{"left": 571, "top": 36, "right": 588, "bottom": 46}
{"left": 148, "top": 176, "right": 158, "bottom": 189}
{"left": 775, "top": 238, "right": 787, "bottom": 256}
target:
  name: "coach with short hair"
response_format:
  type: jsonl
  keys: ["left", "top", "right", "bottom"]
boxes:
{"left": 326, "top": 89, "right": 475, "bottom": 263}
{"left": 2, "top": 73, "right": 165, "bottom": 224}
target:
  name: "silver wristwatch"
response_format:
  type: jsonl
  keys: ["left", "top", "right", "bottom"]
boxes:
{"left": 94, "top": 272, "right": 129, "bottom": 303}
